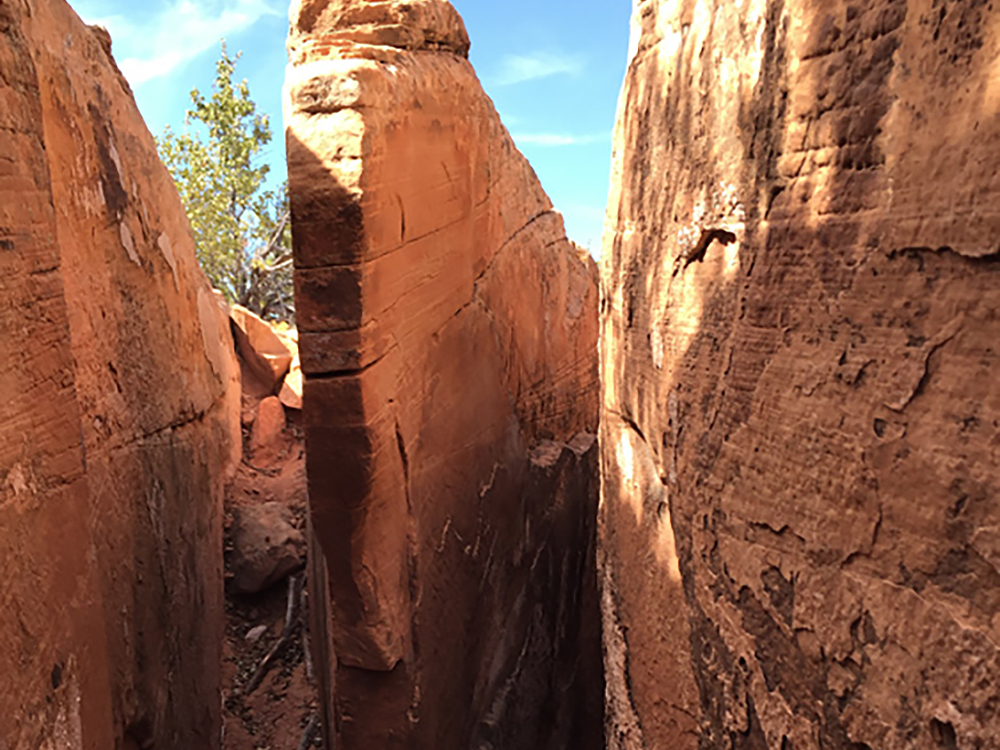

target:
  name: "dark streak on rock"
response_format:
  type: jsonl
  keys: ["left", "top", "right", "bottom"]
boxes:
{"left": 87, "top": 101, "right": 128, "bottom": 221}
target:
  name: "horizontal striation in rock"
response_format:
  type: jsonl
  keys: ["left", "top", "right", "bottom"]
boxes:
{"left": 286, "top": 1, "right": 603, "bottom": 747}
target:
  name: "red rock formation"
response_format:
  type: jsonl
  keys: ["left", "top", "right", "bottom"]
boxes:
{"left": 231, "top": 304, "right": 294, "bottom": 396}
{"left": 285, "top": 0, "right": 603, "bottom": 746}
{"left": 601, "top": 1, "right": 1000, "bottom": 748}
{"left": 0, "top": 1, "right": 240, "bottom": 747}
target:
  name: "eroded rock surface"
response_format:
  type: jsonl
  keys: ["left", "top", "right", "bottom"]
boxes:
{"left": 285, "top": 1, "right": 603, "bottom": 746}
{"left": 601, "top": 1, "right": 1000, "bottom": 749}
{"left": 0, "top": 1, "right": 239, "bottom": 747}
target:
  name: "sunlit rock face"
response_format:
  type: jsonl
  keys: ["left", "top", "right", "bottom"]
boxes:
{"left": 0, "top": 1, "right": 239, "bottom": 747}
{"left": 601, "top": 1, "right": 1000, "bottom": 748}
{"left": 285, "top": 0, "right": 603, "bottom": 747}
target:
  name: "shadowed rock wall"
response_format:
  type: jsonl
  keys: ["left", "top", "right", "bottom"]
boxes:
{"left": 285, "top": 1, "right": 604, "bottom": 746}
{"left": 601, "top": 1, "right": 1000, "bottom": 748}
{"left": 0, "top": 1, "right": 240, "bottom": 747}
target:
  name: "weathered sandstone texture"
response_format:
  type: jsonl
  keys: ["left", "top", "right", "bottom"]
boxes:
{"left": 0, "top": 1, "right": 239, "bottom": 747}
{"left": 601, "top": 1, "right": 1000, "bottom": 748}
{"left": 285, "top": 0, "right": 603, "bottom": 746}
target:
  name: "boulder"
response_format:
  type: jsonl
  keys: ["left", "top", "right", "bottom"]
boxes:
{"left": 230, "top": 304, "right": 293, "bottom": 394}
{"left": 600, "top": 1, "right": 1000, "bottom": 748}
{"left": 276, "top": 328, "right": 304, "bottom": 410}
{"left": 286, "top": 1, "right": 603, "bottom": 747}
{"left": 230, "top": 503, "right": 306, "bottom": 595}
{"left": 251, "top": 396, "right": 287, "bottom": 455}
{"left": 279, "top": 354, "right": 303, "bottom": 411}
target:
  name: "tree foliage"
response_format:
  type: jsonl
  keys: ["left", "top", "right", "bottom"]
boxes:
{"left": 157, "top": 43, "right": 293, "bottom": 320}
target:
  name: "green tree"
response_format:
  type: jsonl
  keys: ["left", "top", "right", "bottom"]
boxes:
{"left": 157, "top": 43, "right": 293, "bottom": 321}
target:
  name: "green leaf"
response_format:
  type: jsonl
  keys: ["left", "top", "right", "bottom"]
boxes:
{"left": 156, "top": 41, "right": 294, "bottom": 321}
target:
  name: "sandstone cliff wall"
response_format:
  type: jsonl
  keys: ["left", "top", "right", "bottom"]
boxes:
{"left": 601, "top": 1, "right": 1000, "bottom": 748}
{"left": 0, "top": 1, "right": 240, "bottom": 747}
{"left": 285, "top": 1, "right": 603, "bottom": 746}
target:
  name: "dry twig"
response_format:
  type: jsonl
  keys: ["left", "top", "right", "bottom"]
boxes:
{"left": 242, "top": 574, "right": 302, "bottom": 696}
{"left": 297, "top": 713, "right": 320, "bottom": 750}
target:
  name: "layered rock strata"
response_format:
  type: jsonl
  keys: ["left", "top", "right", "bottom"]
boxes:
{"left": 601, "top": 1, "right": 1000, "bottom": 748}
{"left": 285, "top": 1, "right": 603, "bottom": 746}
{"left": 0, "top": 1, "right": 240, "bottom": 747}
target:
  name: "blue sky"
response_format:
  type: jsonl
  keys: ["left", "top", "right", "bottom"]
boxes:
{"left": 73, "top": 0, "right": 633, "bottom": 253}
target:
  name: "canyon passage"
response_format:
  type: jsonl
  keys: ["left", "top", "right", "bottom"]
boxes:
{"left": 2, "top": 0, "right": 999, "bottom": 749}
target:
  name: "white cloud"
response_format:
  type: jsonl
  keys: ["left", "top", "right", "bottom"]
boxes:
{"left": 79, "top": 0, "right": 282, "bottom": 86}
{"left": 491, "top": 51, "right": 585, "bottom": 86}
{"left": 511, "top": 133, "right": 609, "bottom": 147}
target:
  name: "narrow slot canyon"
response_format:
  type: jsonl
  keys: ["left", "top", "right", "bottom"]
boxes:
{"left": 2, "top": 0, "right": 999, "bottom": 749}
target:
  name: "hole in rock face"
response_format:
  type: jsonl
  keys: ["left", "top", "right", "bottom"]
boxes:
{"left": 124, "top": 716, "right": 154, "bottom": 750}
{"left": 685, "top": 228, "right": 738, "bottom": 267}
{"left": 930, "top": 719, "right": 958, "bottom": 749}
